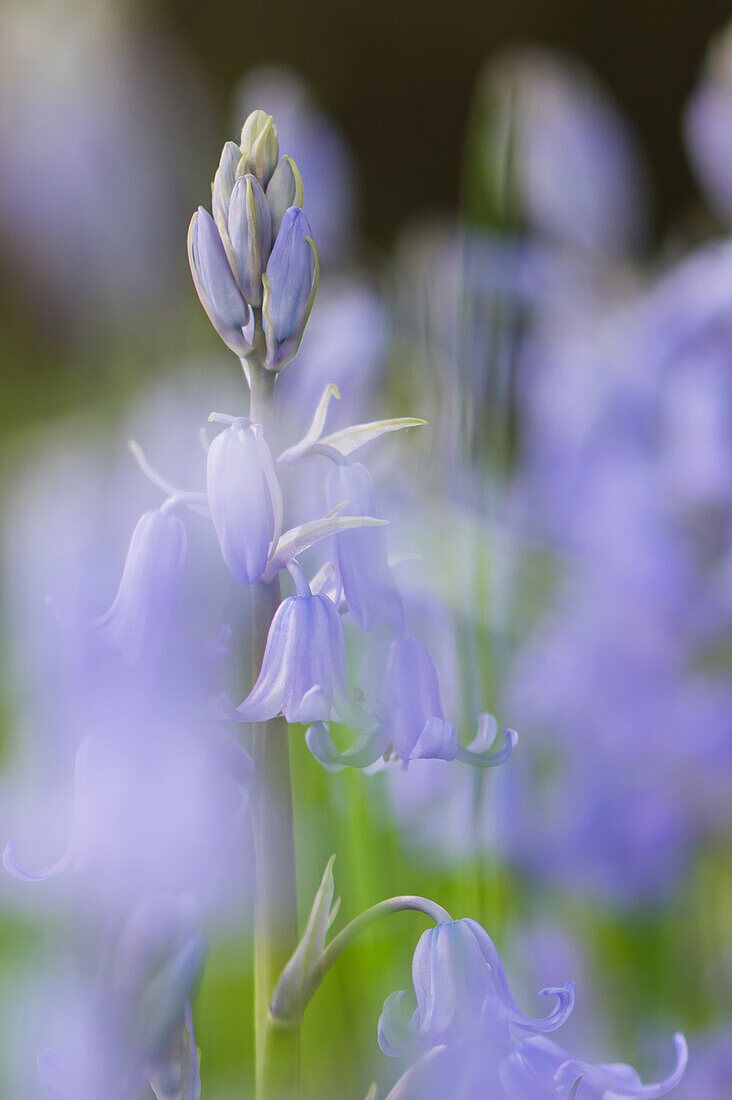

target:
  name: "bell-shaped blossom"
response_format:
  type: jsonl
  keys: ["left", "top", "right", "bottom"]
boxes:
{"left": 187, "top": 207, "right": 254, "bottom": 357}
{"left": 227, "top": 173, "right": 272, "bottom": 308}
{"left": 360, "top": 636, "right": 517, "bottom": 767}
{"left": 379, "top": 918, "right": 575, "bottom": 1059}
{"left": 325, "top": 462, "right": 404, "bottom": 634}
{"left": 262, "top": 207, "right": 319, "bottom": 370}
{"left": 212, "top": 589, "right": 362, "bottom": 726}
{"left": 93, "top": 509, "right": 187, "bottom": 665}
{"left": 206, "top": 417, "right": 282, "bottom": 585}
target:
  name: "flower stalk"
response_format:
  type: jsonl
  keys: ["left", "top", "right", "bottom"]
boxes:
{"left": 248, "top": 356, "right": 300, "bottom": 1100}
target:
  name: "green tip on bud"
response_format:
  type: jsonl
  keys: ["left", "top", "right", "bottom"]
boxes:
{"left": 238, "top": 109, "right": 279, "bottom": 188}
{"left": 266, "top": 156, "right": 305, "bottom": 237}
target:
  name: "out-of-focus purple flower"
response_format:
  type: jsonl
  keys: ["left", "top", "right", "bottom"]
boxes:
{"left": 378, "top": 918, "right": 575, "bottom": 1059}
{"left": 478, "top": 47, "right": 647, "bottom": 257}
{"left": 93, "top": 509, "right": 187, "bottom": 666}
{"left": 206, "top": 418, "right": 282, "bottom": 585}
{"left": 35, "top": 896, "right": 204, "bottom": 1100}
{"left": 262, "top": 207, "right": 319, "bottom": 370}
{"left": 213, "top": 589, "right": 361, "bottom": 726}
{"left": 237, "top": 68, "right": 356, "bottom": 264}
{"left": 360, "top": 636, "right": 517, "bottom": 767}
{"left": 325, "top": 462, "right": 404, "bottom": 634}
{"left": 685, "top": 20, "right": 732, "bottom": 224}
{"left": 188, "top": 207, "right": 254, "bottom": 358}
{"left": 0, "top": 0, "right": 211, "bottom": 334}
{"left": 4, "top": 687, "right": 253, "bottom": 920}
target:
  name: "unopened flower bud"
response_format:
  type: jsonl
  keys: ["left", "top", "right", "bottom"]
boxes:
{"left": 227, "top": 174, "right": 272, "bottom": 308}
{"left": 266, "top": 155, "right": 304, "bottom": 237}
{"left": 206, "top": 418, "right": 282, "bottom": 585}
{"left": 262, "top": 207, "right": 319, "bottom": 371}
{"left": 187, "top": 209, "right": 253, "bottom": 357}
{"left": 238, "top": 109, "right": 279, "bottom": 188}
{"left": 211, "top": 140, "right": 240, "bottom": 244}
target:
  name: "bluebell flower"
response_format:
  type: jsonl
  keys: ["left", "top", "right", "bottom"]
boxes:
{"left": 479, "top": 47, "right": 646, "bottom": 257}
{"left": 212, "top": 585, "right": 363, "bottom": 726}
{"left": 206, "top": 417, "right": 282, "bottom": 585}
{"left": 262, "top": 207, "right": 319, "bottom": 370}
{"left": 227, "top": 174, "right": 272, "bottom": 308}
{"left": 360, "top": 636, "right": 517, "bottom": 767}
{"left": 379, "top": 918, "right": 575, "bottom": 1059}
{"left": 93, "top": 508, "right": 187, "bottom": 665}
{"left": 325, "top": 462, "right": 404, "bottom": 634}
{"left": 187, "top": 207, "right": 254, "bottom": 358}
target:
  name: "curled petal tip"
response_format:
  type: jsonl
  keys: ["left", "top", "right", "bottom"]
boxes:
{"left": 3, "top": 841, "right": 74, "bottom": 882}
{"left": 209, "top": 692, "right": 245, "bottom": 723}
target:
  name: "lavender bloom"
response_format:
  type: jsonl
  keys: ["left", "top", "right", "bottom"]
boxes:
{"left": 187, "top": 207, "right": 254, "bottom": 357}
{"left": 381, "top": 921, "right": 686, "bottom": 1100}
{"left": 213, "top": 589, "right": 362, "bottom": 726}
{"left": 206, "top": 418, "right": 282, "bottom": 585}
{"left": 325, "top": 462, "right": 404, "bottom": 634}
{"left": 227, "top": 174, "right": 272, "bottom": 307}
{"left": 36, "top": 897, "right": 204, "bottom": 1100}
{"left": 93, "top": 508, "right": 187, "bottom": 665}
{"left": 379, "top": 918, "right": 575, "bottom": 1059}
{"left": 262, "top": 207, "right": 319, "bottom": 370}
{"left": 479, "top": 47, "right": 646, "bottom": 257}
{"left": 684, "top": 20, "right": 732, "bottom": 224}
{"left": 360, "top": 636, "right": 517, "bottom": 767}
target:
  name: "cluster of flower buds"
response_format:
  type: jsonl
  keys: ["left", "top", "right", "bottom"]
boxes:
{"left": 188, "top": 110, "right": 318, "bottom": 370}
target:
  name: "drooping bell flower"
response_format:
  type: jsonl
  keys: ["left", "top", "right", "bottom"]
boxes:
{"left": 212, "top": 578, "right": 362, "bottom": 727}
{"left": 360, "top": 636, "right": 517, "bottom": 767}
{"left": 378, "top": 918, "right": 575, "bottom": 1059}
{"left": 206, "top": 417, "right": 282, "bottom": 586}
{"left": 262, "top": 207, "right": 319, "bottom": 370}
{"left": 325, "top": 461, "right": 405, "bottom": 634}
{"left": 93, "top": 508, "right": 187, "bottom": 665}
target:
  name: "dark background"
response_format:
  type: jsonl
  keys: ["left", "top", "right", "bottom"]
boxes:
{"left": 166, "top": 0, "right": 732, "bottom": 245}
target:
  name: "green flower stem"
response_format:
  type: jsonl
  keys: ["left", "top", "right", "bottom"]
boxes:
{"left": 317, "top": 896, "right": 452, "bottom": 982}
{"left": 248, "top": 356, "right": 300, "bottom": 1099}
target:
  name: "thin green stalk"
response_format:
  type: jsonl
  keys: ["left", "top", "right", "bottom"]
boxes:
{"left": 248, "top": 357, "right": 300, "bottom": 1099}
